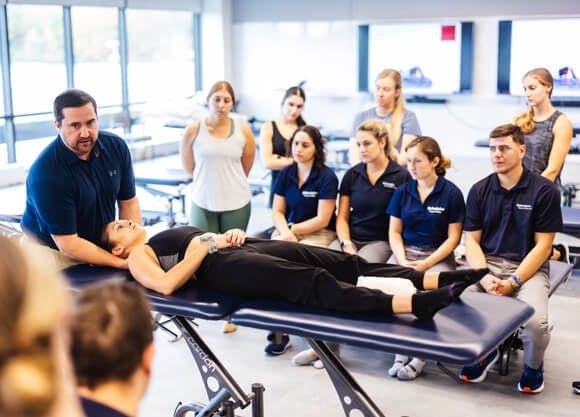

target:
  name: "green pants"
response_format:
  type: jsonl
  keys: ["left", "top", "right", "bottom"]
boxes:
{"left": 189, "top": 201, "right": 251, "bottom": 233}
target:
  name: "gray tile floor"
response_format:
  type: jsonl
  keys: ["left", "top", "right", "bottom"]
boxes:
{"left": 2, "top": 151, "right": 580, "bottom": 417}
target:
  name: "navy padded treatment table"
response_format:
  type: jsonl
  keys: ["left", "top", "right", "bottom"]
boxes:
{"left": 64, "top": 264, "right": 534, "bottom": 417}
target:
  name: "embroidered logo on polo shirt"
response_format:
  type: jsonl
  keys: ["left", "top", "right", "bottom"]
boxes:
{"left": 302, "top": 191, "right": 318, "bottom": 198}
{"left": 516, "top": 203, "right": 532, "bottom": 211}
{"left": 427, "top": 206, "right": 445, "bottom": 214}
{"left": 382, "top": 181, "right": 396, "bottom": 189}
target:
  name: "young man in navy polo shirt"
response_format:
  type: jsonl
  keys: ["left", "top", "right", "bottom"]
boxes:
{"left": 71, "top": 280, "right": 154, "bottom": 417}
{"left": 21, "top": 89, "right": 141, "bottom": 270}
{"left": 459, "top": 123, "right": 562, "bottom": 393}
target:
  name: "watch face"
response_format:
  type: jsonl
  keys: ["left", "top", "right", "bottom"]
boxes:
{"left": 200, "top": 235, "right": 217, "bottom": 253}
{"left": 208, "top": 237, "right": 217, "bottom": 253}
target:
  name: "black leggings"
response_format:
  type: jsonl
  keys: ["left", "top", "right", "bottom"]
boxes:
{"left": 196, "top": 239, "right": 423, "bottom": 316}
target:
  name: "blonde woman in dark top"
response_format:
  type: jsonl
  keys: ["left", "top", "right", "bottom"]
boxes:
{"left": 329, "top": 119, "right": 410, "bottom": 262}
{"left": 514, "top": 67, "right": 573, "bottom": 262}
{"left": 514, "top": 67, "right": 573, "bottom": 185}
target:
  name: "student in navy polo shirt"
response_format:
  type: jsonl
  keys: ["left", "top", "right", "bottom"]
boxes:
{"left": 21, "top": 89, "right": 141, "bottom": 270}
{"left": 330, "top": 119, "right": 410, "bottom": 262}
{"left": 267, "top": 124, "right": 338, "bottom": 357}
{"left": 270, "top": 125, "right": 338, "bottom": 247}
{"left": 386, "top": 136, "right": 465, "bottom": 381}
{"left": 71, "top": 281, "right": 154, "bottom": 417}
{"left": 459, "top": 123, "right": 562, "bottom": 394}
{"left": 294, "top": 119, "right": 410, "bottom": 370}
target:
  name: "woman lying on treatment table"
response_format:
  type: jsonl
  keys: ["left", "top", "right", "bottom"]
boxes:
{"left": 102, "top": 220, "right": 488, "bottom": 320}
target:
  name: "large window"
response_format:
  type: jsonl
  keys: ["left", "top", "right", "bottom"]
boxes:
{"left": 0, "top": 3, "right": 201, "bottom": 165}
{"left": 0, "top": 119, "right": 5, "bottom": 165}
{"left": 72, "top": 6, "right": 121, "bottom": 107}
{"left": 0, "top": 67, "right": 4, "bottom": 116}
{"left": 7, "top": 4, "right": 66, "bottom": 115}
{"left": 126, "top": 9, "right": 195, "bottom": 103}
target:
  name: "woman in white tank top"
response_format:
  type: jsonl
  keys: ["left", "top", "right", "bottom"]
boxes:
{"left": 180, "top": 81, "right": 256, "bottom": 234}
{"left": 180, "top": 81, "right": 256, "bottom": 335}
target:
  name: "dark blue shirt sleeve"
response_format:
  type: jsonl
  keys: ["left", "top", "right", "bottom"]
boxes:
{"left": 534, "top": 183, "right": 563, "bottom": 233}
{"left": 272, "top": 166, "right": 289, "bottom": 196}
{"left": 117, "top": 140, "right": 137, "bottom": 201}
{"left": 318, "top": 168, "right": 339, "bottom": 200}
{"left": 27, "top": 165, "right": 78, "bottom": 236}
{"left": 464, "top": 186, "right": 482, "bottom": 232}
{"left": 447, "top": 185, "right": 466, "bottom": 224}
{"left": 338, "top": 169, "right": 354, "bottom": 196}
{"left": 386, "top": 186, "right": 403, "bottom": 218}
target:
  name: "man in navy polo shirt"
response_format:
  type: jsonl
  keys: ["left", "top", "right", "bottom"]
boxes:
{"left": 71, "top": 280, "right": 154, "bottom": 417}
{"left": 21, "top": 89, "right": 141, "bottom": 269}
{"left": 458, "top": 123, "right": 562, "bottom": 394}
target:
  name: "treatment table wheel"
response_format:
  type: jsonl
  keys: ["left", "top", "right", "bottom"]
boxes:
{"left": 173, "top": 401, "right": 205, "bottom": 417}
{"left": 173, "top": 401, "right": 239, "bottom": 417}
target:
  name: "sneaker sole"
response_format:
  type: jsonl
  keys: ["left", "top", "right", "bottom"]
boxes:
{"left": 518, "top": 381, "right": 544, "bottom": 394}
{"left": 459, "top": 352, "right": 499, "bottom": 384}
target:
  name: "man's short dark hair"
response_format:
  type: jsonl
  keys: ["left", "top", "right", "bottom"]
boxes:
{"left": 53, "top": 89, "right": 97, "bottom": 123}
{"left": 70, "top": 280, "right": 154, "bottom": 390}
{"left": 489, "top": 123, "right": 525, "bottom": 145}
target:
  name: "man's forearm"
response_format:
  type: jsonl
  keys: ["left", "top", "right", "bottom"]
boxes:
{"left": 54, "top": 235, "right": 126, "bottom": 269}
{"left": 514, "top": 245, "right": 552, "bottom": 282}
{"left": 118, "top": 197, "right": 142, "bottom": 224}
{"left": 465, "top": 241, "right": 487, "bottom": 269}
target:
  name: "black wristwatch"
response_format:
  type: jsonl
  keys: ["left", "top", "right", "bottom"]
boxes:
{"left": 200, "top": 235, "right": 218, "bottom": 254}
{"left": 340, "top": 240, "right": 353, "bottom": 249}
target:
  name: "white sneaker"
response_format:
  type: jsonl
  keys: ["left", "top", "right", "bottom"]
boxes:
{"left": 312, "top": 359, "right": 324, "bottom": 369}
{"left": 292, "top": 349, "right": 318, "bottom": 366}
{"left": 388, "top": 355, "right": 409, "bottom": 377}
{"left": 397, "top": 358, "right": 426, "bottom": 381}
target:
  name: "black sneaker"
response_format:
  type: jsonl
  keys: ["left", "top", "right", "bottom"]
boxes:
{"left": 264, "top": 334, "right": 291, "bottom": 356}
{"left": 459, "top": 349, "right": 498, "bottom": 383}
{"left": 573, "top": 381, "right": 580, "bottom": 395}
{"left": 518, "top": 364, "right": 544, "bottom": 394}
